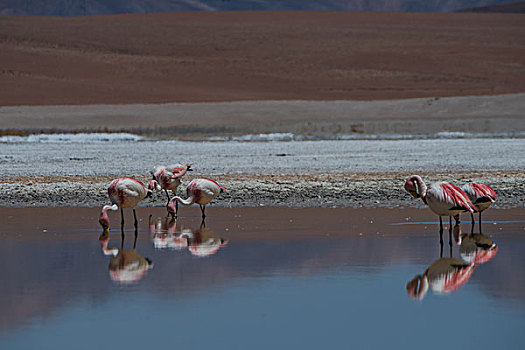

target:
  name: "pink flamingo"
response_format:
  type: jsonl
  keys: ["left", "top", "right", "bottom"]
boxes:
{"left": 404, "top": 175, "right": 476, "bottom": 245}
{"left": 461, "top": 182, "right": 497, "bottom": 233}
{"left": 149, "top": 164, "right": 192, "bottom": 211}
{"left": 99, "top": 177, "right": 152, "bottom": 231}
{"left": 168, "top": 178, "right": 226, "bottom": 219}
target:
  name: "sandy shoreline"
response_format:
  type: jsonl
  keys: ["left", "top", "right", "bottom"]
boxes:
{"left": 1, "top": 101, "right": 523, "bottom": 209}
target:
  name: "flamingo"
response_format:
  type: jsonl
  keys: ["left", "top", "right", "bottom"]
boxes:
{"left": 404, "top": 175, "right": 476, "bottom": 246}
{"left": 99, "top": 177, "right": 152, "bottom": 231}
{"left": 168, "top": 178, "right": 225, "bottom": 219}
{"left": 461, "top": 182, "right": 497, "bottom": 233}
{"left": 149, "top": 164, "right": 192, "bottom": 211}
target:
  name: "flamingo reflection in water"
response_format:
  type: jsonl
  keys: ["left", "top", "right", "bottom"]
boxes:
{"left": 453, "top": 224, "right": 498, "bottom": 264}
{"left": 406, "top": 227, "right": 477, "bottom": 300}
{"left": 99, "top": 227, "right": 153, "bottom": 284}
{"left": 181, "top": 225, "right": 228, "bottom": 258}
{"left": 148, "top": 215, "right": 227, "bottom": 257}
{"left": 149, "top": 214, "right": 188, "bottom": 250}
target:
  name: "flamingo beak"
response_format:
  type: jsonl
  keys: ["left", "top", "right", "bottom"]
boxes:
{"left": 409, "top": 190, "right": 419, "bottom": 199}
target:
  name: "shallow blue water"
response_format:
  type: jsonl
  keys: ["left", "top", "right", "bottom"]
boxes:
{"left": 1, "top": 207, "right": 524, "bottom": 349}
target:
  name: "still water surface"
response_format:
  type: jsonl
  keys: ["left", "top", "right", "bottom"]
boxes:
{"left": 1, "top": 207, "right": 524, "bottom": 349}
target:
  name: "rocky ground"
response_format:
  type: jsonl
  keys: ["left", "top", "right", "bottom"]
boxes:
{"left": 1, "top": 171, "right": 523, "bottom": 209}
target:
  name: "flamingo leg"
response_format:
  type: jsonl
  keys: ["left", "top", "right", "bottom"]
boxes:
{"left": 165, "top": 190, "right": 170, "bottom": 207}
{"left": 133, "top": 226, "right": 138, "bottom": 249}
{"left": 479, "top": 211, "right": 483, "bottom": 233}
{"left": 133, "top": 209, "right": 138, "bottom": 230}
{"left": 200, "top": 204, "right": 206, "bottom": 219}
{"left": 448, "top": 216, "right": 453, "bottom": 256}
{"left": 200, "top": 218, "right": 206, "bottom": 229}
{"left": 439, "top": 216, "right": 444, "bottom": 251}
{"left": 120, "top": 208, "right": 125, "bottom": 246}
{"left": 470, "top": 212, "right": 475, "bottom": 234}
{"left": 120, "top": 207, "right": 125, "bottom": 231}
{"left": 439, "top": 231, "right": 444, "bottom": 258}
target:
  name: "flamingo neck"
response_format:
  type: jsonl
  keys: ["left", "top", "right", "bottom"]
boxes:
{"left": 167, "top": 197, "right": 177, "bottom": 215}
{"left": 407, "top": 274, "right": 429, "bottom": 300}
{"left": 411, "top": 175, "right": 428, "bottom": 204}
{"left": 99, "top": 204, "right": 118, "bottom": 228}
{"left": 148, "top": 179, "right": 161, "bottom": 192}
{"left": 173, "top": 195, "right": 195, "bottom": 206}
{"left": 453, "top": 223, "right": 463, "bottom": 245}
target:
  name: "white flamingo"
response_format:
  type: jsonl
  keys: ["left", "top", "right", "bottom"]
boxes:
{"left": 168, "top": 178, "right": 226, "bottom": 219}
{"left": 99, "top": 177, "right": 151, "bottom": 230}
{"left": 149, "top": 164, "right": 192, "bottom": 208}
{"left": 404, "top": 175, "right": 476, "bottom": 245}
{"left": 461, "top": 182, "right": 497, "bottom": 233}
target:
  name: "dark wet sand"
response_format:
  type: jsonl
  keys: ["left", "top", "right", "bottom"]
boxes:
{"left": 2, "top": 206, "right": 523, "bottom": 241}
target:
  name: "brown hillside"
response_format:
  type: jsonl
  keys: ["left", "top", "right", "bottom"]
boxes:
{"left": 1, "top": 11, "right": 524, "bottom": 105}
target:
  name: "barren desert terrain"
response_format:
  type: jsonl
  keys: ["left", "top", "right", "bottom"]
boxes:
{"left": 1, "top": 11, "right": 525, "bottom": 105}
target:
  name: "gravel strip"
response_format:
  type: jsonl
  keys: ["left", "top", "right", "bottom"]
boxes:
{"left": 1, "top": 172, "right": 523, "bottom": 209}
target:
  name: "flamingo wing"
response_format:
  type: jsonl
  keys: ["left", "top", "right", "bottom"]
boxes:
{"left": 439, "top": 183, "right": 476, "bottom": 213}
{"left": 168, "top": 164, "right": 191, "bottom": 179}
{"left": 466, "top": 183, "right": 497, "bottom": 202}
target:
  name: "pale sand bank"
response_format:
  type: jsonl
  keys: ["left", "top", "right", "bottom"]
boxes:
{"left": 1, "top": 94, "right": 524, "bottom": 139}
